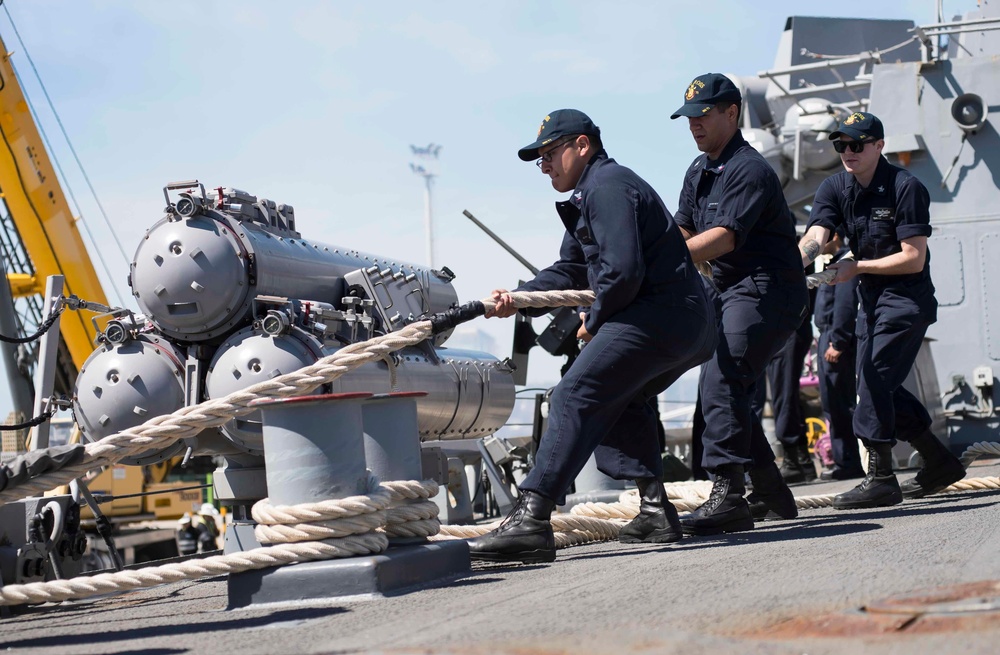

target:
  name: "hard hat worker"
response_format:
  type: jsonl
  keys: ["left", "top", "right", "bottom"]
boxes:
{"left": 798, "top": 111, "right": 966, "bottom": 508}
{"left": 468, "top": 109, "right": 717, "bottom": 563}
{"left": 670, "top": 73, "right": 809, "bottom": 534}
{"left": 175, "top": 503, "right": 222, "bottom": 556}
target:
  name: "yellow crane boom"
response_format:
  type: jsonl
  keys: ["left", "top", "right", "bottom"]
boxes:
{"left": 0, "top": 33, "right": 107, "bottom": 369}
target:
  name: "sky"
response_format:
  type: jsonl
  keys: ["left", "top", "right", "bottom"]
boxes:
{"left": 0, "top": 0, "right": 971, "bottom": 424}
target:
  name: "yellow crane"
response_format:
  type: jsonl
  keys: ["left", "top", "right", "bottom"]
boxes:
{"left": 0, "top": 31, "right": 107, "bottom": 380}
{"left": 0, "top": 31, "right": 198, "bottom": 548}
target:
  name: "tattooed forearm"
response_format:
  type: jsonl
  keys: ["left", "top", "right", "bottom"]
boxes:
{"left": 801, "top": 239, "right": 821, "bottom": 264}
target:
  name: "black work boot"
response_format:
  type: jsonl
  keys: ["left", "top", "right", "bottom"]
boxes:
{"left": 797, "top": 445, "right": 818, "bottom": 483}
{"left": 832, "top": 444, "right": 902, "bottom": 509}
{"left": 746, "top": 462, "right": 799, "bottom": 521}
{"left": 679, "top": 465, "right": 754, "bottom": 535}
{"left": 468, "top": 490, "right": 556, "bottom": 563}
{"left": 900, "top": 430, "right": 966, "bottom": 499}
{"left": 820, "top": 466, "right": 865, "bottom": 481}
{"left": 778, "top": 444, "right": 806, "bottom": 484}
{"left": 619, "top": 478, "right": 683, "bottom": 544}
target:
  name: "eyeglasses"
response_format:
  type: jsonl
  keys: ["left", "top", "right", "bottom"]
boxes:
{"left": 535, "top": 136, "right": 579, "bottom": 168}
{"left": 832, "top": 140, "right": 867, "bottom": 154}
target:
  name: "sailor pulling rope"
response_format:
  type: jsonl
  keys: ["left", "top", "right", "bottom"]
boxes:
{"left": 0, "top": 289, "right": 997, "bottom": 607}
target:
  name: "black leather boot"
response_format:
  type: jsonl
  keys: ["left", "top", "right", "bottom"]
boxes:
{"left": 468, "top": 490, "right": 556, "bottom": 563}
{"left": 900, "top": 430, "right": 966, "bottom": 499}
{"left": 797, "top": 444, "right": 818, "bottom": 483}
{"left": 746, "top": 462, "right": 798, "bottom": 521}
{"left": 619, "top": 478, "right": 683, "bottom": 544}
{"left": 679, "top": 464, "right": 754, "bottom": 535}
{"left": 819, "top": 466, "right": 865, "bottom": 481}
{"left": 778, "top": 444, "right": 806, "bottom": 484}
{"left": 832, "top": 444, "right": 902, "bottom": 509}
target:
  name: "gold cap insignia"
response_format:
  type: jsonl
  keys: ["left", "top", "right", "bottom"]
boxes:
{"left": 537, "top": 115, "right": 551, "bottom": 137}
{"left": 685, "top": 79, "right": 705, "bottom": 101}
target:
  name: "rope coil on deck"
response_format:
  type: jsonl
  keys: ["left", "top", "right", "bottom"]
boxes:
{"left": 0, "top": 479, "right": 442, "bottom": 606}
{"left": 382, "top": 479, "right": 441, "bottom": 539}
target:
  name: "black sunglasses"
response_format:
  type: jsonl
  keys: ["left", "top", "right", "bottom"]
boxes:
{"left": 832, "top": 140, "right": 867, "bottom": 154}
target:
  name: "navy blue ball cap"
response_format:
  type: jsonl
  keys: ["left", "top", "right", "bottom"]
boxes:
{"left": 518, "top": 109, "right": 600, "bottom": 161}
{"left": 670, "top": 73, "right": 742, "bottom": 119}
{"left": 829, "top": 111, "right": 884, "bottom": 141}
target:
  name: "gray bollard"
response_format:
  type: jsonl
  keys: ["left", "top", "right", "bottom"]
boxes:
{"left": 251, "top": 392, "right": 373, "bottom": 507}
{"left": 362, "top": 391, "right": 429, "bottom": 545}
{"left": 231, "top": 391, "right": 469, "bottom": 608}
{"left": 361, "top": 392, "right": 426, "bottom": 482}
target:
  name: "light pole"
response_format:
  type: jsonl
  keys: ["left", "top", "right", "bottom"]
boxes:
{"left": 409, "top": 143, "right": 441, "bottom": 268}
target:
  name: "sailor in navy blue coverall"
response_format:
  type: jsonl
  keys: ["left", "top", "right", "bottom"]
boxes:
{"left": 814, "top": 233, "right": 864, "bottom": 481}
{"left": 761, "top": 290, "right": 817, "bottom": 484}
{"left": 671, "top": 73, "right": 809, "bottom": 534}
{"left": 467, "top": 109, "right": 716, "bottom": 563}
{"left": 799, "top": 111, "right": 965, "bottom": 509}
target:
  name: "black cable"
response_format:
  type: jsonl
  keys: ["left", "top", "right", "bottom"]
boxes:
{"left": 0, "top": 304, "right": 62, "bottom": 343}
{"left": 0, "top": 406, "right": 54, "bottom": 431}
{"left": 91, "top": 484, "right": 213, "bottom": 504}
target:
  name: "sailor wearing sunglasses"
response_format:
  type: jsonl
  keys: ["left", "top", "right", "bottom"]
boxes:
{"left": 797, "top": 111, "right": 965, "bottom": 510}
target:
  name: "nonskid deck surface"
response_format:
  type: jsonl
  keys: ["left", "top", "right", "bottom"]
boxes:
{"left": 3, "top": 459, "right": 1000, "bottom": 655}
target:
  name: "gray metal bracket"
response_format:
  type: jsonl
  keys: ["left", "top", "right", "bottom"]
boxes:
{"left": 28, "top": 275, "right": 64, "bottom": 453}
{"left": 70, "top": 479, "right": 125, "bottom": 571}
{"left": 476, "top": 437, "right": 517, "bottom": 515}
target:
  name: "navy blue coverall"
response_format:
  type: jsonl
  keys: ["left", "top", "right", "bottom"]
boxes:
{"left": 675, "top": 133, "right": 809, "bottom": 471}
{"left": 517, "top": 151, "right": 717, "bottom": 501}
{"left": 807, "top": 156, "right": 936, "bottom": 446}
{"left": 814, "top": 245, "right": 862, "bottom": 472}
{"left": 762, "top": 293, "right": 815, "bottom": 453}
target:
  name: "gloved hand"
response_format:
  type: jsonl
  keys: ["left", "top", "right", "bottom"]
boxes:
{"left": 0, "top": 444, "right": 86, "bottom": 492}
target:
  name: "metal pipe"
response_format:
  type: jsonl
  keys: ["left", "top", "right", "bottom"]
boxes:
{"left": 462, "top": 210, "right": 540, "bottom": 275}
{"left": 921, "top": 24, "right": 1000, "bottom": 37}
{"left": 916, "top": 16, "right": 1000, "bottom": 31}
{"left": 758, "top": 53, "right": 876, "bottom": 78}
{"left": 780, "top": 79, "right": 871, "bottom": 97}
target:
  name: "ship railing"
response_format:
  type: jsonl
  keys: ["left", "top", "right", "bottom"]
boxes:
{"left": 912, "top": 15, "right": 1000, "bottom": 62}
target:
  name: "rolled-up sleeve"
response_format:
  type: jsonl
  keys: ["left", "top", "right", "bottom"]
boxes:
{"left": 807, "top": 177, "right": 844, "bottom": 233}
{"left": 894, "top": 176, "right": 932, "bottom": 241}
{"left": 710, "top": 161, "right": 772, "bottom": 251}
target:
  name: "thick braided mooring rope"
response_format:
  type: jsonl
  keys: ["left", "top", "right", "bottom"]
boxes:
{"left": 0, "top": 290, "right": 596, "bottom": 505}
{"left": 0, "top": 290, "right": 596, "bottom": 606}
{"left": 0, "top": 478, "right": 441, "bottom": 606}
{"left": 3, "top": 287, "right": 999, "bottom": 605}
{"left": 432, "top": 513, "right": 622, "bottom": 546}
{"left": 569, "top": 441, "right": 1000, "bottom": 520}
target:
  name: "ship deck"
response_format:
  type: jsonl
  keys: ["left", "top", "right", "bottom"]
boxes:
{"left": 3, "top": 458, "right": 1000, "bottom": 655}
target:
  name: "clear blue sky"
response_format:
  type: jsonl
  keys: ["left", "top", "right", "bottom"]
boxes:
{"left": 0, "top": 0, "right": 965, "bottom": 422}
